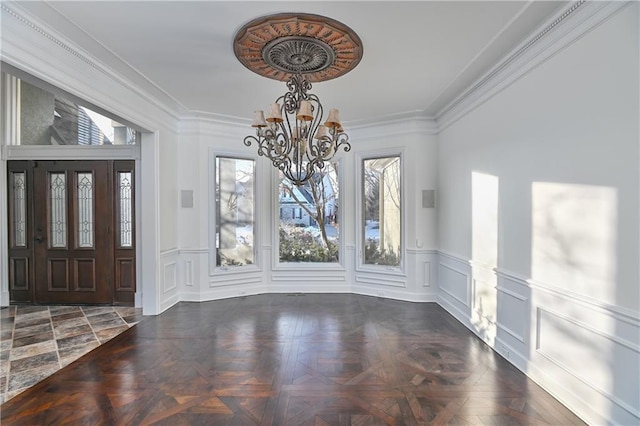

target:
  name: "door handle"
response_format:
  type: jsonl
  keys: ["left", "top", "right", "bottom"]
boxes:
{"left": 35, "top": 236, "right": 45, "bottom": 243}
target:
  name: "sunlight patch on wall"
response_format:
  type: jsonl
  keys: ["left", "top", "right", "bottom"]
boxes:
{"left": 471, "top": 172, "right": 499, "bottom": 343}
{"left": 532, "top": 182, "right": 617, "bottom": 305}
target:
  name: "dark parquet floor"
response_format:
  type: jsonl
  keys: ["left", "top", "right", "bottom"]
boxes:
{"left": 0, "top": 294, "right": 585, "bottom": 425}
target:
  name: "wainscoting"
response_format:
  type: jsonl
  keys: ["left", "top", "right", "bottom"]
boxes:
{"left": 436, "top": 251, "right": 640, "bottom": 426}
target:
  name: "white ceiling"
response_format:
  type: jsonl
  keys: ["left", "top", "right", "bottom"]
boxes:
{"left": 13, "top": 1, "right": 567, "bottom": 124}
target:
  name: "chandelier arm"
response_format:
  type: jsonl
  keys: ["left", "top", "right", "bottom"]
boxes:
{"left": 307, "top": 93, "right": 323, "bottom": 153}
{"left": 243, "top": 69, "right": 351, "bottom": 187}
{"left": 334, "top": 132, "right": 351, "bottom": 154}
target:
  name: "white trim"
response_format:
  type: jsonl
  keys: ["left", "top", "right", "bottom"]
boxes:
{"left": 496, "top": 285, "right": 527, "bottom": 301}
{"left": 209, "top": 275, "right": 262, "bottom": 288}
{"left": 524, "top": 351, "right": 625, "bottom": 426}
{"left": 406, "top": 248, "right": 438, "bottom": 255}
{"left": 212, "top": 265, "right": 262, "bottom": 276}
{"left": 159, "top": 248, "right": 180, "bottom": 257}
{"left": 536, "top": 306, "right": 640, "bottom": 355}
{"left": 351, "top": 285, "right": 437, "bottom": 303}
{"left": 438, "top": 262, "right": 470, "bottom": 307}
{"left": 139, "top": 131, "right": 161, "bottom": 315}
{"left": 535, "top": 307, "right": 640, "bottom": 421}
{"left": 349, "top": 113, "right": 438, "bottom": 136}
{"left": 162, "top": 261, "right": 177, "bottom": 294}
{"left": 437, "top": 249, "right": 471, "bottom": 265}
{"left": 4, "top": 145, "right": 140, "bottom": 160}
{"left": 354, "top": 275, "right": 407, "bottom": 288}
{"left": 272, "top": 274, "right": 346, "bottom": 282}
{"left": 184, "top": 260, "right": 193, "bottom": 287}
{"left": 422, "top": 261, "right": 431, "bottom": 287}
{"left": 0, "top": 159, "right": 7, "bottom": 306}
{"left": 180, "top": 248, "right": 208, "bottom": 254}
{"left": 495, "top": 267, "right": 640, "bottom": 326}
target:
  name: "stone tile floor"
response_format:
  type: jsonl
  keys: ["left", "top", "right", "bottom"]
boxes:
{"left": 0, "top": 305, "right": 143, "bottom": 404}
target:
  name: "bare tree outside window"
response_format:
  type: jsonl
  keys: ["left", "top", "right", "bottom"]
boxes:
{"left": 279, "top": 162, "right": 340, "bottom": 263}
{"left": 216, "top": 157, "right": 255, "bottom": 267}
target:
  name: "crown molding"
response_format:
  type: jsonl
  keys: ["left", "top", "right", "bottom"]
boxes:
{"left": 1, "top": 2, "right": 186, "bottom": 129}
{"left": 181, "top": 109, "right": 439, "bottom": 140}
{"left": 347, "top": 110, "right": 434, "bottom": 130}
{"left": 349, "top": 116, "right": 438, "bottom": 141}
{"left": 179, "top": 112, "right": 249, "bottom": 138}
{"left": 435, "top": 0, "right": 631, "bottom": 133}
{"left": 183, "top": 111, "right": 249, "bottom": 127}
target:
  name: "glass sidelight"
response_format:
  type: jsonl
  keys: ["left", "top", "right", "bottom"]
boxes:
{"left": 76, "top": 172, "right": 94, "bottom": 248}
{"left": 49, "top": 172, "right": 67, "bottom": 248}
{"left": 117, "top": 171, "right": 133, "bottom": 248}
{"left": 12, "top": 172, "right": 27, "bottom": 247}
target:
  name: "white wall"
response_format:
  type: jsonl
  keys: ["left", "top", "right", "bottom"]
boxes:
{"left": 437, "top": 3, "right": 639, "bottom": 425}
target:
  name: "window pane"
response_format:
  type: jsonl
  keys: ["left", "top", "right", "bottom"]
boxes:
{"left": 118, "top": 172, "right": 133, "bottom": 248}
{"left": 216, "top": 157, "right": 255, "bottom": 267}
{"left": 363, "top": 156, "right": 401, "bottom": 266}
{"left": 14, "top": 75, "right": 139, "bottom": 145}
{"left": 49, "top": 172, "right": 67, "bottom": 248}
{"left": 279, "top": 163, "right": 340, "bottom": 263}
{"left": 76, "top": 172, "right": 94, "bottom": 248}
{"left": 12, "top": 172, "right": 27, "bottom": 247}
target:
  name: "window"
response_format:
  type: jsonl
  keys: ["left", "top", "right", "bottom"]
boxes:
{"left": 215, "top": 157, "right": 255, "bottom": 267}
{"left": 278, "top": 162, "right": 340, "bottom": 263}
{"left": 2, "top": 71, "right": 140, "bottom": 145}
{"left": 362, "top": 156, "right": 402, "bottom": 267}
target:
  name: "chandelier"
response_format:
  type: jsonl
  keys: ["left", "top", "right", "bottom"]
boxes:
{"left": 233, "top": 13, "right": 363, "bottom": 186}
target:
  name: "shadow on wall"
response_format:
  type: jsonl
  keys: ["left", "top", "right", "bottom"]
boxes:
{"left": 468, "top": 170, "right": 637, "bottom": 422}
{"left": 530, "top": 182, "right": 638, "bottom": 423}
{"left": 470, "top": 171, "right": 499, "bottom": 345}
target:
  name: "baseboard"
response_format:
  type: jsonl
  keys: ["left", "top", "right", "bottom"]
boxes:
{"left": 0, "top": 291, "right": 9, "bottom": 307}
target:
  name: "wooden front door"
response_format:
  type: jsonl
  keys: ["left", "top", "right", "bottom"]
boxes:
{"left": 7, "top": 160, "right": 135, "bottom": 305}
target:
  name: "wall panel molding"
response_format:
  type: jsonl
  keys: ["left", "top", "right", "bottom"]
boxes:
{"left": 496, "top": 267, "right": 640, "bottom": 326}
{"left": 422, "top": 261, "right": 431, "bottom": 287}
{"left": 162, "top": 262, "right": 177, "bottom": 294}
{"left": 354, "top": 275, "right": 407, "bottom": 288}
{"left": 536, "top": 306, "right": 640, "bottom": 421}
{"left": 438, "top": 262, "right": 470, "bottom": 307}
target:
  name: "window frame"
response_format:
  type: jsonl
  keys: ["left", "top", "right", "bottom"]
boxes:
{"left": 356, "top": 149, "right": 405, "bottom": 275}
{"left": 209, "top": 150, "right": 260, "bottom": 275}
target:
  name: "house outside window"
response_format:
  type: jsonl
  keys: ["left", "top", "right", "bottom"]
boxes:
{"left": 278, "top": 162, "right": 340, "bottom": 263}
{"left": 215, "top": 156, "right": 255, "bottom": 267}
{"left": 362, "top": 155, "right": 402, "bottom": 267}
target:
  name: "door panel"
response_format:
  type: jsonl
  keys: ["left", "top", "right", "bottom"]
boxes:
{"left": 7, "top": 160, "right": 135, "bottom": 305}
{"left": 33, "top": 161, "right": 112, "bottom": 304}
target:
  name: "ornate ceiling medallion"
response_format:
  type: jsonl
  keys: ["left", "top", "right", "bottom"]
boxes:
{"left": 233, "top": 13, "right": 363, "bottom": 82}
